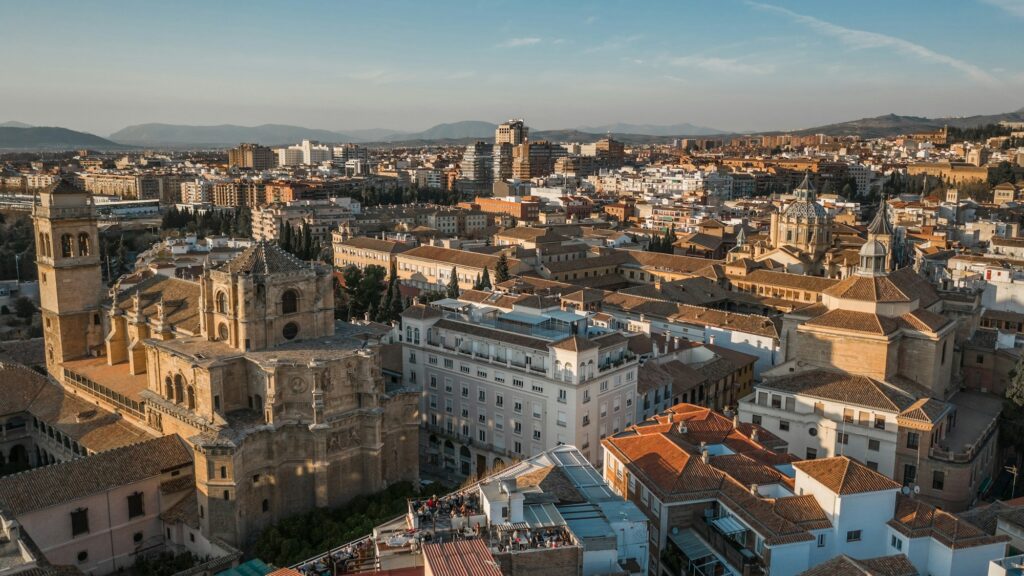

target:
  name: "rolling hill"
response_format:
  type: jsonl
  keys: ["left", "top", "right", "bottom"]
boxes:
{"left": 0, "top": 126, "right": 130, "bottom": 151}
{"left": 108, "top": 123, "right": 354, "bottom": 147}
{"left": 576, "top": 122, "right": 724, "bottom": 136}
{"left": 791, "top": 108, "right": 1024, "bottom": 138}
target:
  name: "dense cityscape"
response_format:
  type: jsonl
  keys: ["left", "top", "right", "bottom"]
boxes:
{"left": 4, "top": 3, "right": 1024, "bottom": 576}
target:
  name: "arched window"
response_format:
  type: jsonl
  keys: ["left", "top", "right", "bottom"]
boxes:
{"left": 164, "top": 377, "right": 173, "bottom": 399}
{"left": 60, "top": 234, "right": 73, "bottom": 258}
{"left": 77, "top": 233, "right": 90, "bottom": 256}
{"left": 262, "top": 499, "right": 269, "bottom": 512}
{"left": 186, "top": 386, "right": 196, "bottom": 410}
{"left": 43, "top": 233, "right": 51, "bottom": 257}
{"left": 38, "top": 232, "right": 45, "bottom": 255}
{"left": 216, "top": 291, "right": 227, "bottom": 314}
{"left": 173, "top": 375, "right": 184, "bottom": 404}
{"left": 281, "top": 289, "right": 298, "bottom": 314}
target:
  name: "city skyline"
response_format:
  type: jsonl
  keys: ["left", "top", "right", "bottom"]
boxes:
{"left": 2, "top": 0, "right": 1023, "bottom": 136}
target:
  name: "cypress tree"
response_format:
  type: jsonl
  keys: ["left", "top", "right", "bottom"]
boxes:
{"left": 447, "top": 267, "right": 460, "bottom": 298}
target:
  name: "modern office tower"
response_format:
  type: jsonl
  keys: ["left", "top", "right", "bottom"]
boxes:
{"left": 495, "top": 118, "right": 527, "bottom": 146}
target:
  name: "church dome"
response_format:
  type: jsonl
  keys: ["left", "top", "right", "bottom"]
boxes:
{"left": 860, "top": 239, "right": 887, "bottom": 258}
{"left": 782, "top": 200, "right": 828, "bottom": 220}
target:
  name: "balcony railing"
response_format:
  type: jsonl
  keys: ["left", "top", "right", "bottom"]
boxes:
{"left": 63, "top": 368, "right": 145, "bottom": 419}
{"left": 929, "top": 416, "right": 999, "bottom": 463}
{"left": 691, "top": 512, "right": 764, "bottom": 576}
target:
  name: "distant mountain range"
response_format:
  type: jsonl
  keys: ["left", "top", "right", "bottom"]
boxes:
{"left": 0, "top": 126, "right": 131, "bottom": 151}
{"left": 790, "top": 108, "right": 1024, "bottom": 138}
{"left": 1, "top": 107, "right": 1022, "bottom": 151}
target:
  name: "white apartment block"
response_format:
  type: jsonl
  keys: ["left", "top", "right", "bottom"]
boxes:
{"left": 179, "top": 179, "right": 211, "bottom": 204}
{"left": 401, "top": 297, "right": 639, "bottom": 478}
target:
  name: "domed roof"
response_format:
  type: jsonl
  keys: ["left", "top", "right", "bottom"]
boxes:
{"left": 860, "top": 239, "right": 887, "bottom": 258}
{"left": 783, "top": 200, "right": 828, "bottom": 219}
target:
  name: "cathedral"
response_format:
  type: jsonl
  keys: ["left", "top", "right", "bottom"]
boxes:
{"left": 730, "top": 173, "right": 904, "bottom": 278}
{"left": 32, "top": 179, "right": 419, "bottom": 546}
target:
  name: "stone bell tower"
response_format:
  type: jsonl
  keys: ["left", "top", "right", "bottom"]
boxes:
{"left": 32, "top": 178, "right": 105, "bottom": 377}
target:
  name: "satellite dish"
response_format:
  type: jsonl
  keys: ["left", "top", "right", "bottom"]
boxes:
{"left": 913, "top": 485, "right": 921, "bottom": 495}
{"left": 901, "top": 486, "right": 911, "bottom": 495}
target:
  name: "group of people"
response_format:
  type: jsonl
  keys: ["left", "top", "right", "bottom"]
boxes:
{"left": 298, "top": 538, "right": 373, "bottom": 576}
{"left": 495, "top": 527, "right": 571, "bottom": 553}
{"left": 412, "top": 492, "right": 480, "bottom": 524}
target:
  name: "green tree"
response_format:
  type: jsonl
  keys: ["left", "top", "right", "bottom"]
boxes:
{"left": 13, "top": 297, "right": 35, "bottom": 319}
{"left": 446, "top": 267, "right": 460, "bottom": 298}
{"left": 1003, "top": 364, "right": 1024, "bottom": 454}
{"left": 494, "top": 253, "right": 510, "bottom": 284}
{"left": 388, "top": 280, "right": 404, "bottom": 321}
{"left": 479, "top": 266, "right": 492, "bottom": 290}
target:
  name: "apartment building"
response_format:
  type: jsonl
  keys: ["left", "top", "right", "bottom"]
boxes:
{"left": 602, "top": 404, "right": 1009, "bottom": 576}
{"left": 395, "top": 245, "right": 527, "bottom": 292}
{"left": 401, "top": 297, "right": 640, "bottom": 477}
{"left": 227, "top": 143, "right": 275, "bottom": 170}
{"left": 250, "top": 198, "right": 359, "bottom": 244}
{"left": 739, "top": 369, "right": 1001, "bottom": 512}
{"left": 331, "top": 234, "right": 411, "bottom": 274}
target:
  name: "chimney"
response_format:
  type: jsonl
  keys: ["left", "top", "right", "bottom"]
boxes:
{"left": 652, "top": 338, "right": 659, "bottom": 359}
{"left": 364, "top": 311, "right": 371, "bottom": 323}
{"left": 733, "top": 414, "right": 740, "bottom": 429}
{"left": 701, "top": 449, "right": 710, "bottom": 464}
{"left": 750, "top": 483, "right": 759, "bottom": 496}
{"left": 751, "top": 428, "right": 760, "bottom": 442}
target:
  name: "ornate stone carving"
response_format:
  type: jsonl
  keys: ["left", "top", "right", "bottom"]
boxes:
{"left": 289, "top": 376, "right": 308, "bottom": 394}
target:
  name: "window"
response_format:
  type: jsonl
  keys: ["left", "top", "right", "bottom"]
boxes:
{"left": 874, "top": 416, "right": 885, "bottom": 430}
{"left": 77, "top": 551, "right": 88, "bottom": 563}
{"left": 496, "top": 394, "right": 503, "bottom": 407}
{"left": 976, "top": 354, "right": 985, "bottom": 364}
{"left": 478, "top": 429, "right": 486, "bottom": 442}
{"left": 814, "top": 401, "right": 825, "bottom": 415}
{"left": 71, "top": 508, "right": 89, "bottom": 536}
{"left": 784, "top": 397, "right": 795, "bottom": 411}
{"left": 61, "top": 234, "right": 73, "bottom": 258}
{"left": 837, "top": 433, "right": 849, "bottom": 445}
{"left": 806, "top": 448, "right": 817, "bottom": 460}
{"left": 903, "top": 464, "right": 917, "bottom": 485}
{"left": 866, "top": 461, "right": 878, "bottom": 471}
{"left": 223, "top": 490, "right": 230, "bottom": 500}
{"left": 846, "top": 530, "right": 861, "bottom": 542}
{"left": 444, "top": 359, "right": 453, "bottom": 369}
{"left": 771, "top": 395, "right": 782, "bottom": 409}
{"left": 478, "top": 413, "right": 486, "bottom": 424}
{"left": 933, "top": 470, "right": 945, "bottom": 491}
{"left": 282, "top": 289, "right": 299, "bottom": 314}
{"left": 514, "top": 401, "right": 522, "bottom": 413}
{"left": 513, "top": 420, "right": 522, "bottom": 434}
{"left": 843, "top": 408, "right": 854, "bottom": 423}
{"left": 430, "top": 375, "right": 437, "bottom": 389}
{"left": 513, "top": 441, "right": 522, "bottom": 454}
{"left": 478, "top": 390, "right": 486, "bottom": 402}
{"left": 461, "top": 386, "right": 469, "bottom": 397}
{"left": 779, "top": 420, "right": 790, "bottom": 432}
{"left": 891, "top": 535, "right": 903, "bottom": 551}
{"left": 868, "top": 439, "right": 880, "bottom": 451}
{"left": 752, "top": 415, "right": 762, "bottom": 426}
{"left": 282, "top": 322, "right": 299, "bottom": 340}
{"left": 533, "top": 429, "right": 541, "bottom": 440}
{"left": 127, "top": 492, "right": 145, "bottom": 518}
{"left": 906, "top": 431, "right": 920, "bottom": 450}
{"left": 262, "top": 499, "right": 270, "bottom": 512}
{"left": 134, "top": 532, "right": 143, "bottom": 543}
{"left": 216, "top": 291, "right": 228, "bottom": 314}
{"left": 558, "top": 389, "right": 567, "bottom": 403}
{"left": 817, "top": 534, "right": 826, "bottom": 548}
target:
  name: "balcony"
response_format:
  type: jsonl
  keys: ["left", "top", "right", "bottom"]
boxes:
{"left": 688, "top": 512, "right": 764, "bottom": 576}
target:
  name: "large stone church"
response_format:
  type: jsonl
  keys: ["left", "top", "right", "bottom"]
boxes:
{"left": 32, "top": 179, "right": 419, "bottom": 546}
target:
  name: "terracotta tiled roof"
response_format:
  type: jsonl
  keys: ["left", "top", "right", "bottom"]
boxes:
{"left": 0, "top": 361, "right": 47, "bottom": 415}
{"left": 889, "top": 494, "right": 1010, "bottom": 549}
{"left": 728, "top": 269, "right": 839, "bottom": 293}
{"left": 0, "top": 435, "right": 192, "bottom": 516}
{"left": 798, "top": 554, "right": 918, "bottom": 576}
{"left": 761, "top": 369, "right": 919, "bottom": 413}
{"left": 339, "top": 236, "right": 412, "bottom": 254}
{"left": 898, "top": 398, "right": 949, "bottom": 425}
{"left": 401, "top": 303, "right": 442, "bottom": 320}
{"left": 771, "top": 494, "right": 832, "bottom": 530}
{"left": 430, "top": 318, "right": 550, "bottom": 351}
{"left": 793, "top": 457, "right": 900, "bottom": 496}
{"left": 897, "top": 309, "right": 950, "bottom": 333}
{"left": 44, "top": 178, "right": 87, "bottom": 195}
{"left": 803, "top": 309, "right": 898, "bottom": 335}
{"left": 550, "top": 334, "right": 599, "bottom": 352}
{"left": 403, "top": 245, "right": 519, "bottom": 271}
{"left": 115, "top": 275, "right": 201, "bottom": 334}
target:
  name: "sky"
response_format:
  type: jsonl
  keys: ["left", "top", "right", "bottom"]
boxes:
{"left": 2, "top": 0, "right": 1023, "bottom": 136}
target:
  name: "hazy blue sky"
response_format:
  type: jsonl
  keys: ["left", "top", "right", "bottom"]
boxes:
{"left": 2, "top": 0, "right": 1023, "bottom": 136}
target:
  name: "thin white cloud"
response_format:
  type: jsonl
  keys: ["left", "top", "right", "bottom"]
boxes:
{"left": 496, "top": 37, "right": 541, "bottom": 48}
{"left": 747, "top": 1, "right": 996, "bottom": 84}
{"left": 583, "top": 34, "right": 643, "bottom": 54}
{"left": 981, "top": 0, "right": 1024, "bottom": 17}
{"left": 670, "top": 55, "right": 772, "bottom": 75}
